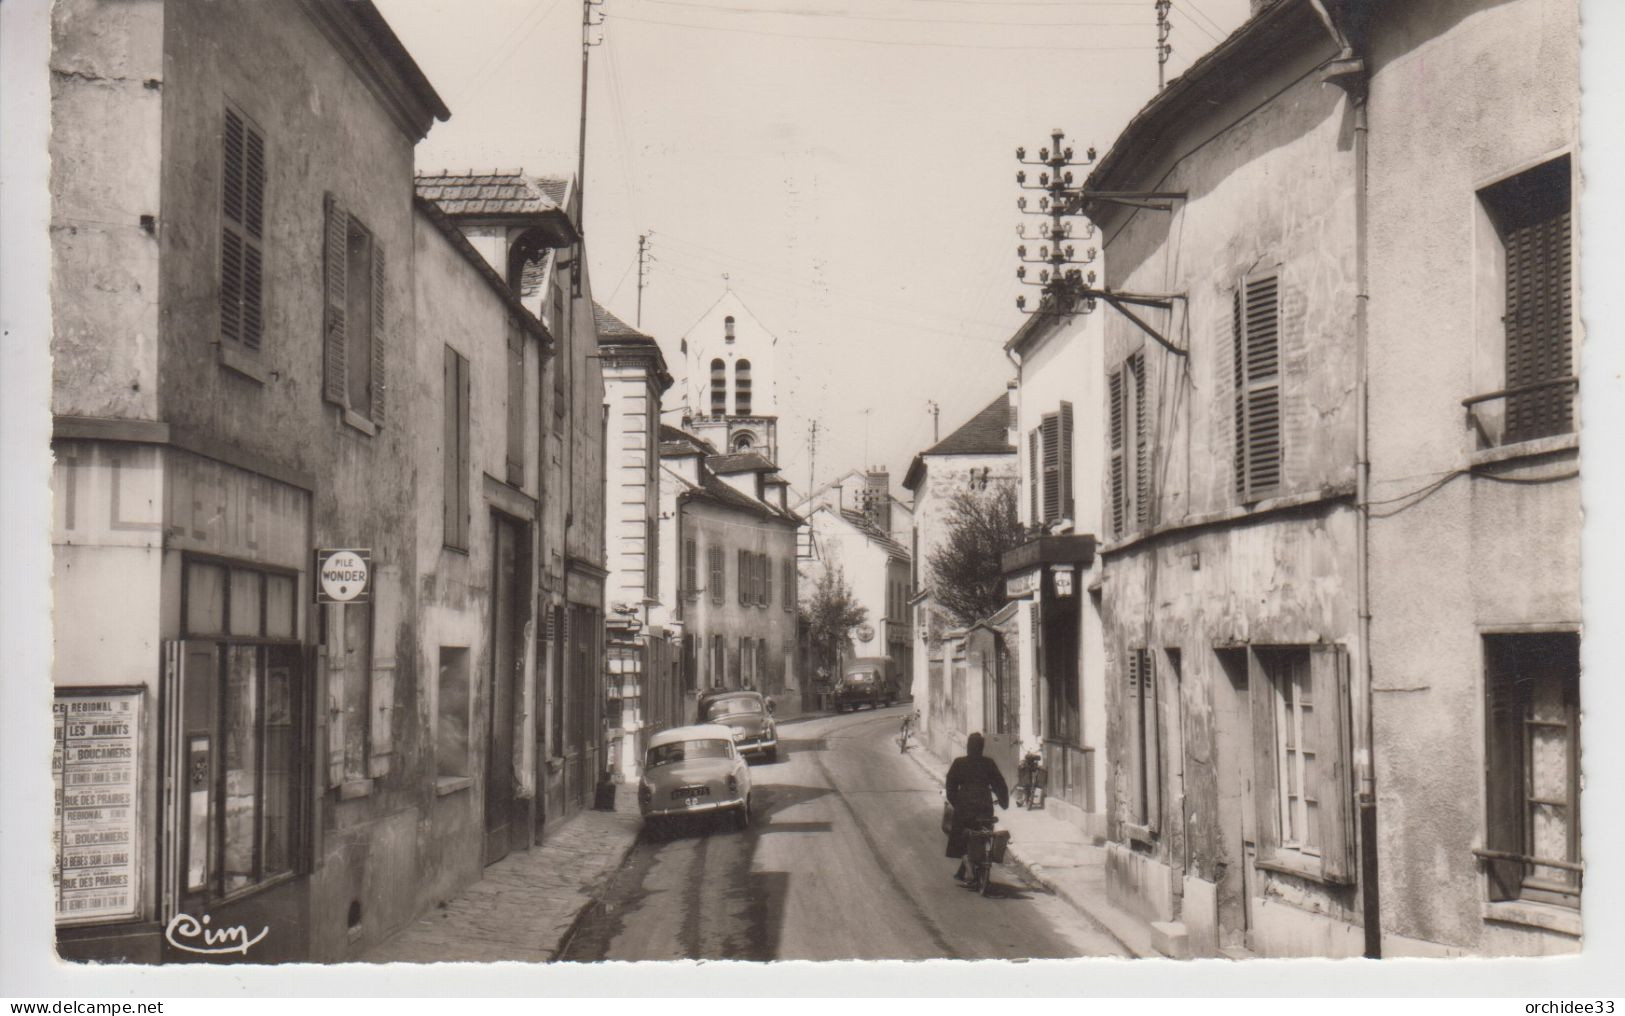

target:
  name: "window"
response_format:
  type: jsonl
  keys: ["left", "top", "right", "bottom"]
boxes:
{"left": 443, "top": 346, "right": 471, "bottom": 550}
{"left": 738, "top": 549, "right": 749, "bottom": 605}
{"left": 782, "top": 558, "right": 795, "bottom": 612}
{"left": 1233, "top": 272, "right": 1281, "bottom": 503}
{"left": 1482, "top": 633, "right": 1581, "bottom": 908}
{"left": 181, "top": 560, "right": 301, "bottom": 896}
{"left": 683, "top": 538, "right": 698, "bottom": 599}
{"left": 711, "top": 636, "right": 726, "bottom": 689}
{"left": 1480, "top": 157, "right": 1574, "bottom": 444}
{"left": 736, "top": 359, "right": 753, "bottom": 415}
{"left": 709, "top": 545, "right": 725, "bottom": 605}
{"left": 732, "top": 433, "right": 754, "bottom": 452}
{"left": 506, "top": 324, "right": 525, "bottom": 486}
{"left": 710, "top": 358, "right": 727, "bottom": 416}
{"left": 220, "top": 107, "right": 266, "bottom": 357}
{"left": 724, "top": 315, "right": 736, "bottom": 342}
{"left": 763, "top": 551, "right": 773, "bottom": 607}
{"left": 436, "top": 648, "right": 471, "bottom": 781}
{"left": 1126, "top": 648, "right": 1160, "bottom": 832}
{"left": 1248, "top": 644, "right": 1354, "bottom": 883}
{"left": 1030, "top": 402, "right": 1075, "bottom": 529}
{"left": 323, "top": 195, "right": 386, "bottom": 427}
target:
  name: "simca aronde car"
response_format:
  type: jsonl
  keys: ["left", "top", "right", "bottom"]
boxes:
{"left": 695, "top": 689, "right": 778, "bottom": 762}
{"left": 637, "top": 724, "right": 753, "bottom": 831}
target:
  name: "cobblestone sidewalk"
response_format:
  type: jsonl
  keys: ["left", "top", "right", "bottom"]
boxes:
{"left": 363, "top": 794, "right": 642, "bottom": 964}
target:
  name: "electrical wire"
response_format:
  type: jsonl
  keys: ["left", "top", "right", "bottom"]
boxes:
{"left": 455, "top": 0, "right": 567, "bottom": 104}
{"left": 1176, "top": 0, "right": 1228, "bottom": 40}
{"left": 606, "top": 10, "right": 1157, "bottom": 51}
{"left": 631, "top": 0, "right": 1150, "bottom": 28}
{"left": 1171, "top": 2, "right": 1223, "bottom": 45}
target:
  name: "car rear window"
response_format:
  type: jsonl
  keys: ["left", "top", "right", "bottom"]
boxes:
{"left": 705, "top": 697, "right": 763, "bottom": 719}
{"left": 646, "top": 738, "right": 733, "bottom": 768}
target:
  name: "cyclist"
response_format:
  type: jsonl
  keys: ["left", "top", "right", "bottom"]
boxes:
{"left": 898, "top": 709, "right": 920, "bottom": 752}
{"left": 944, "top": 731, "right": 1009, "bottom": 885}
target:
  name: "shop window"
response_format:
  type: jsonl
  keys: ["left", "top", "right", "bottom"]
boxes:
{"left": 323, "top": 195, "right": 387, "bottom": 428}
{"left": 1482, "top": 633, "right": 1581, "bottom": 908}
{"left": 219, "top": 106, "right": 266, "bottom": 358}
{"left": 1248, "top": 644, "right": 1355, "bottom": 883}
{"left": 437, "top": 648, "right": 472, "bottom": 782}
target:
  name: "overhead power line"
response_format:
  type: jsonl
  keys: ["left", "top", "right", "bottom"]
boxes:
{"left": 607, "top": 10, "right": 1158, "bottom": 51}
{"left": 631, "top": 0, "right": 1150, "bottom": 28}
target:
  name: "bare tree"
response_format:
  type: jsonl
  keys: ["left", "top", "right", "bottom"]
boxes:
{"left": 799, "top": 561, "right": 868, "bottom": 683}
{"left": 927, "top": 480, "right": 1025, "bottom": 628}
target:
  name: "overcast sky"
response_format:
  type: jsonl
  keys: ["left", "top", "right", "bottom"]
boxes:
{"left": 375, "top": 0, "right": 1252, "bottom": 493}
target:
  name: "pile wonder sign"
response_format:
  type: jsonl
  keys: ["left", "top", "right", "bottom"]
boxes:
{"left": 315, "top": 548, "right": 371, "bottom": 603}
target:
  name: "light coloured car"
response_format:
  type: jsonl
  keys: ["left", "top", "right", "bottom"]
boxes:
{"left": 696, "top": 689, "right": 778, "bottom": 762}
{"left": 637, "top": 724, "right": 753, "bottom": 832}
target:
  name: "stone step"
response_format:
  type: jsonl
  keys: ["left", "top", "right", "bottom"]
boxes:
{"left": 1151, "top": 920, "right": 1191, "bottom": 960}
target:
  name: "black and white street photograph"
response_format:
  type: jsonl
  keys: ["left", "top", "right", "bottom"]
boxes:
{"left": 2, "top": 0, "right": 1622, "bottom": 1000}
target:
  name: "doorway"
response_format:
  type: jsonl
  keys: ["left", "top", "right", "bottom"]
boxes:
{"left": 485, "top": 513, "right": 529, "bottom": 865}
{"left": 1212, "top": 648, "right": 1256, "bottom": 949}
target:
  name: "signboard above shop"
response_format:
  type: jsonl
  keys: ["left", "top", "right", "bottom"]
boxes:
{"left": 1005, "top": 568, "right": 1041, "bottom": 600}
{"left": 315, "top": 548, "right": 371, "bottom": 603}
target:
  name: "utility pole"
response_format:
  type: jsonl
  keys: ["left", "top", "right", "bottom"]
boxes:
{"left": 574, "top": 0, "right": 604, "bottom": 295}
{"left": 1155, "top": 0, "right": 1172, "bottom": 91}
{"left": 636, "top": 232, "right": 651, "bottom": 327}
{"left": 927, "top": 400, "right": 940, "bottom": 442}
{"left": 807, "top": 421, "right": 818, "bottom": 500}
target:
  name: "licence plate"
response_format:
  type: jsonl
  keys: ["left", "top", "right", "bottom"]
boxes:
{"left": 671, "top": 786, "right": 710, "bottom": 803}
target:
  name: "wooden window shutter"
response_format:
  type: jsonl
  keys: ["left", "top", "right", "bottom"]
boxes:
{"left": 1234, "top": 273, "right": 1282, "bottom": 502}
{"left": 507, "top": 325, "right": 525, "bottom": 484}
{"left": 442, "top": 346, "right": 459, "bottom": 546}
{"left": 371, "top": 243, "right": 387, "bottom": 424}
{"left": 458, "top": 351, "right": 472, "bottom": 544}
{"left": 1127, "top": 649, "right": 1144, "bottom": 823}
{"left": 1028, "top": 429, "right": 1041, "bottom": 526}
{"left": 1059, "top": 401, "right": 1075, "bottom": 520}
{"left": 1501, "top": 159, "right": 1574, "bottom": 442}
{"left": 764, "top": 553, "right": 773, "bottom": 607}
{"left": 1144, "top": 648, "right": 1162, "bottom": 834}
{"left": 220, "top": 109, "right": 265, "bottom": 352}
{"left": 1132, "top": 353, "right": 1150, "bottom": 528}
{"left": 738, "top": 549, "right": 748, "bottom": 605}
{"left": 1108, "top": 370, "right": 1126, "bottom": 535}
{"left": 1309, "top": 643, "right": 1356, "bottom": 883}
{"left": 322, "top": 194, "right": 349, "bottom": 406}
{"left": 684, "top": 539, "right": 697, "bottom": 594}
{"left": 1247, "top": 648, "right": 1281, "bottom": 857}
{"left": 711, "top": 546, "right": 724, "bottom": 605}
{"left": 1040, "top": 413, "right": 1060, "bottom": 523}
{"left": 1482, "top": 644, "right": 1525, "bottom": 900}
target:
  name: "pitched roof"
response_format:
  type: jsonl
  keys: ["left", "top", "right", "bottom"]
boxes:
{"left": 415, "top": 170, "right": 563, "bottom": 216}
{"left": 667, "top": 463, "right": 800, "bottom": 527}
{"left": 707, "top": 452, "right": 777, "bottom": 476}
{"left": 836, "top": 508, "right": 911, "bottom": 561}
{"left": 904, "top": 392, "right": 1015, "bottom": 490}
{"left": 412, "top": 194, "right": 551, "bottom": 347}
{"left": 594, "top": 304, "right": 655, "bottom": 344}
{"left": 660, "top": 425, "right": 716, "bottom": 458}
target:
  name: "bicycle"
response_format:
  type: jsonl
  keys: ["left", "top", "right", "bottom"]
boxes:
{"left": 896, "top": 710, "right": 920, "bottom": 753}
{"left": 962, "top": 817, "right": 1011, "bottom": 896}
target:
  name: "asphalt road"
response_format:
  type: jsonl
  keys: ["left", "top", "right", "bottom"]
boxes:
{"left": 560, "top": 705, "right": 1128, "bottom": 961}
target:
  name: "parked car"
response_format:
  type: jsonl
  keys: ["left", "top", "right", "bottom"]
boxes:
{"left": 833, "top": 657, "right": 898, "bottom": 712}
{"left": 696, "top": 689, "right": 778, "bottom": 762}
{"left": 637, "top": 724, "right": 753, "bottom": 833}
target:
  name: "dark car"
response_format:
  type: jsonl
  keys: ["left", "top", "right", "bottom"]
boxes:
{"left": 695, "top": 689, "right": 778, "bottom": 763}
{"left": 833, "top": 658, "right": 898, "bottom": 712}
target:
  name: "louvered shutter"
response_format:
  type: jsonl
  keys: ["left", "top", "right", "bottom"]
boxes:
{"left": 1483, "top": 650, "right": 1525, "bottom": 900}
{"left": 738, "top": 549, "right": 748, "bottom": 605}
{"left": 220, "top": 109, "right": 265, "bottom": 353}
{"left": 506, "top": 324, "right": 525, "bottom": 483}
{"left": 1059, "top": 401, "right": 1075, "bottom": 520}
{"left": 1234, "top": 273, "right": 1281, "bottom": 502}
{"left": 323, "top": 194, "right": 349, "bottom": 405}
{"left": 1133, "top": 353, "right": 1150, "bottom": 528}
{"left": 1108, "top": 370, "right": 1126, "bottom": 536}
{"left": 1143, "top": 649, "right": 1161, "bottom": 834}
{"left": 1127, "top": 649, "right": 1144, "bottom": 822}
{"left": 684, "top": 539, "right": 697, "bottom": 595}
{"left": 371, "top": 243, "right": 386, "bottom": 424}
{"left": 459, "top": 351, "right": 472, "bottom": 544}
{"left": 1028, "top": 429, "right": 1041, "bottom": 526}
{"left": 764, "top": 554, "right": 773, "bottom": 607}
{"left": 1040, "top": 413, "right": 1060, "bottom": 523}
{"left": 443, "top": 346, "right": 459, "bottom": 545}
{"left": 1247, "top": 648, "right": 1281, "bottom": 856}
{"left": 1503, "top": 162, "right": 1573, "bottom": 442}
{"left": 1309, "top": 644, "right": 1355, "bottom": 883}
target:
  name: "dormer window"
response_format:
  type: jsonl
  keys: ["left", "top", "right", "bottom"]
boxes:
{"left": 725, "top": 316, "right": 736, "bottom": 343}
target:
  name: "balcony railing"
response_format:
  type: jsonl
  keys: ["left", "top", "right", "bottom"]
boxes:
{"left": 1463, "top": 376, "right": 1577, "bottom": 449}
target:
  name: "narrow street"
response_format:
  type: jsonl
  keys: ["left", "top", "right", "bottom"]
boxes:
{"left": 560, "top": 707, "right": 1127, "bottom": 961}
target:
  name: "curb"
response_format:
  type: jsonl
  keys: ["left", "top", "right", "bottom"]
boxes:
{"left": 548, "top": 812, "right": 645, "bottom": 961}
{"left": 900, "top": 739, "right": 1152, "bottom": 959}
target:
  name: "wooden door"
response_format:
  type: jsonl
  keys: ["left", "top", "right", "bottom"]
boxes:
{"left": 485, "top": 515, "right": 522, "bottom": 865}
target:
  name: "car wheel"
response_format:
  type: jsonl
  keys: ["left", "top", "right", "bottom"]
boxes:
{"left": 765, "top": 748, "right": 777, "bottom": 764}
{"left": 735, "top": 796, "right": 752, "bottom": 830}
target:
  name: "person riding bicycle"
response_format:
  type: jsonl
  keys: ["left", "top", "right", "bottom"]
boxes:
{"left": 898, "top": 709, "right": 920, "bottom": 752}
{"left": 944, "top": 731, "right": 1009, "bottom": 884}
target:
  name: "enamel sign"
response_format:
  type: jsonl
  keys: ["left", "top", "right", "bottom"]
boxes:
{"left": 315, "top": 548, "right": 371, "bottom": 603}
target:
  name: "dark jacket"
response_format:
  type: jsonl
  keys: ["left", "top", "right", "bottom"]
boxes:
{"left": 944, "top": 733, "right": 1008, "bottom": 858}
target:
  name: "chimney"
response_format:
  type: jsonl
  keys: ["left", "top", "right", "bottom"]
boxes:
{"left": 863, "top": 469, "right": 891, "bottom": 534}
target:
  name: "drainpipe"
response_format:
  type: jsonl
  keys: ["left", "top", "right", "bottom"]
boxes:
{"left": 1311, "top": 0, "right": 1380, "bottom": 959}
